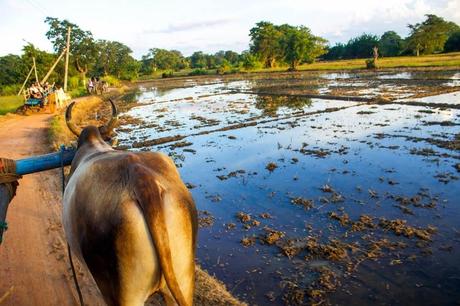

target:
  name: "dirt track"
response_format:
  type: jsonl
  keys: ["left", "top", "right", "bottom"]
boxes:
{"left": 0, "top": 114, "right": 104, "bottom": 305}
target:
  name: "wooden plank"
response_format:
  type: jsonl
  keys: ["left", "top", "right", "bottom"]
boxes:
{"left": 17, "top": 65, "right": 35, "bottom": 96}
{"left": 63, "top": 26, "right": 71, "bottom": 92}
{"left": 41, "top": 48, "right": 67, "bottom": 84}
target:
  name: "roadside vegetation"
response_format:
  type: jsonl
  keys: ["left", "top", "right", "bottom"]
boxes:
{"left": 0, "top": 95, "right": 23, "bottom": 115}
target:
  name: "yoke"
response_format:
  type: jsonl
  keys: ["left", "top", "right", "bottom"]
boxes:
{"left": 0, "top": 146, "right": 76, "bottom": 243}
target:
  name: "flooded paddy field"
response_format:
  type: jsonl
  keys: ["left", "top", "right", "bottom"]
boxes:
{"left": 118, "top": 70, "right": 460, "bottom": 305}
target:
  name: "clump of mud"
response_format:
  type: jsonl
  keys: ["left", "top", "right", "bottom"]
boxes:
{"left": 291, "top": 197, "right": 314, "bottom": 210}
{"left": 266, "top": 162, "right": 278, "bottom": 172}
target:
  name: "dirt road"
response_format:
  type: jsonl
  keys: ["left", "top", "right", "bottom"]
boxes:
{"left": 0, "top": 114, "right": 104, "bottom": 306}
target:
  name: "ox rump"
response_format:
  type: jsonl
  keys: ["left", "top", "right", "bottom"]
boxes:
{"left": 63, "top": 100, "right": 197, "bottom": 306}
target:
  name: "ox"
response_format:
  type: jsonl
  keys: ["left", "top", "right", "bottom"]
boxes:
{"left": 63, "top": 100, "right": 197, "bottom": 306}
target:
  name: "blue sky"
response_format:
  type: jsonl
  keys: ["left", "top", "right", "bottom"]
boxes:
{"left": 0, "top": 0, "right": 459, "bottom": 58}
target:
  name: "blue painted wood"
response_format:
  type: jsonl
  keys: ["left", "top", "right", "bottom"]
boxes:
{"left": 15, "top": 147, "right": 76, "bottom": 175}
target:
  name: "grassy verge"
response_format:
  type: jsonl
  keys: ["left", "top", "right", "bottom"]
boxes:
{"left": 48, "top": 96, "right": 104, "bottom": 149}
{"left": 0, "top": 95, "right": 23, "bottom": 115}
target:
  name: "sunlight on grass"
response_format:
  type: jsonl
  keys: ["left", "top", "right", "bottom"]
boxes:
{"left": 0, "top": 95, "right": 23, "bottom": 115}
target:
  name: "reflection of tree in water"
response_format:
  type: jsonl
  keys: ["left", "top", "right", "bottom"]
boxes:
{"left": 121, "top": 88, "right": 142, "bottom": 103}
{"left": 255, "top": 95, "right": 312, "bottom": 115}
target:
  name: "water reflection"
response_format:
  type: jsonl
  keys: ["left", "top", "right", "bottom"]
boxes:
{"left": 255, "top": 95, "right": 312, "bottom": 115}
{"left": 116, "top": 70, "right": 460, "bottom": 304}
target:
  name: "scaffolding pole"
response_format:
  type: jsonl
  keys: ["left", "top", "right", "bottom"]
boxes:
{"left": 17, "top": 64, "right": 35, "bottom": 96}
{"left": 40, "top": 48, "right": 66, "bottom": 84}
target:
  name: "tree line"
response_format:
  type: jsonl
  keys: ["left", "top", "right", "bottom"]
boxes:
{"left": 1, "top": 14, "right": 460, "bottom": 95}
{"left": 324, "top": 15, "right": 460, "bottom": 60}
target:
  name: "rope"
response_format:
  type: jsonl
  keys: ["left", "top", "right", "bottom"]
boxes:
{"left": 0, "top": 158, "right": 22, "bottom": 242}
{"left": 60, "top": 147, "right": 84, "bottom": 306}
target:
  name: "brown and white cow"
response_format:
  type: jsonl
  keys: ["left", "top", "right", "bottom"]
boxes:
{"left": 63, "top": 100, "right": 197, "bottom": 306}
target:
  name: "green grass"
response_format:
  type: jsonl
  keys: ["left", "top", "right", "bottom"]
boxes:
{"left": 0, "top": 95, "right": 23, "bottom": 115}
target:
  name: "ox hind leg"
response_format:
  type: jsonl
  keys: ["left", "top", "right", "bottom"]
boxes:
{"left": 82, "top": 200, "right": 162, "bottom": 306}
{"left": 114, "top": 200, "right": 162, "bottom": 306}
{"left": 159, "top": 192, "right": 196, "bottom": 305}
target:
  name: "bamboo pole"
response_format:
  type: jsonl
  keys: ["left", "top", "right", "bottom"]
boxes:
{"left": 63, "top": 26, "right": 71, "bottom": 92}
{"left": 17, "top": 64, "right": 35, "bottom": 96}
{"left": 32, "top": 57, "right": 38, "bottom": 82}
{"left": 41, "top": 48, "right": 66, "bottom": 84}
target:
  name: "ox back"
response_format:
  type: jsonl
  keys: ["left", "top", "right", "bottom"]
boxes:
{"left": 63, "top": 126, "right": 197, "bottom": 306}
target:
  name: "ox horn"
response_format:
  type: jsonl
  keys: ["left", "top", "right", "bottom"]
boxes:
{"left": 65, "top": 101, "right": 81, "bottom": 137}
{"left": 104, "top": 99, "right": 118, "bottom": 134}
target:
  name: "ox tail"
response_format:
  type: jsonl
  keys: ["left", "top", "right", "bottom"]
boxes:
{"left": 130, "top": 164, "right": 189, "bottom": 306}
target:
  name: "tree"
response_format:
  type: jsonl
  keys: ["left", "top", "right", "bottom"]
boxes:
{"left": 344, "top": 34, "right": 380, "bottom": 58}
{"left": 224, "top": 50, "right": 240, "bottom": 65}
{"left": 143, "top": 48, "right": 187, "bottom": 71}
{"left": 444, "top": 31, "right": 460, "bottom": 52}
{"left": 279, "top": 25, "right": 327, "bottom": 70}
{"left": 407, "top": 14, "right": 459, "bottom": 55}
{"left": 0, "top": 54, "right": 27, "bottom": 87}
{"left": 45, "top": 17, "right": 97, "bottom": 81}
{"left": 94, "top": 40, "right": 139, "bottom": 79}
{"left": 249, "top": 21, "right": 283, "bottom": 68}
{"left": 379, "top": 31, "right": 404, "bottom": 57}
{"left": 189, "top": 51, "right": 207, "bottom": 69}
{"left": 322, "top": 43, "right": 346, "bottom": 60}
{"left": 22, "top": 43, "right": 62, "bottom": 84}
{"left": 239, "top": 51, "right": 262, "bottom": 70}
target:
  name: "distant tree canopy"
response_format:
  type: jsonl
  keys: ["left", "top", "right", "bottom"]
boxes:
{"left": 44, "top": 17, "right": 139, "bottom": 81}
{"left": 94, "top": 40, "right": 139, "bottom": 80}
{"left": 379, "top": 31, "right": 404, "bottom": 57}
{"left": 444, "top": 31, "right": 460, "bottom": 52}
{"left": 279, "top": 25, "right": 327, "bottom": 69}
{"left": 141, "top": 48, "right": 188, "bottom": 72}
{"left": 323, "top": 15, "right": 460, "bottom": 60}
{"left": 407, "top": 14, "right": 459, "bottom": 56}
{"left": 45, "top": 17, "right": 97, "bottom": 79}
{"left": 249, "top": 21, "right": 326, "bottom": 69}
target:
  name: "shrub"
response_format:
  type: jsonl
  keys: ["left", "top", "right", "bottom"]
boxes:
{"left": 162, "top": 71, "right": 174, "bottom": 78}
{"left": 0, "top": 84, "right": 21, "bottom": 96}
{"left": 68, "top": 76, "right": 80, "bottom": 90}
{"left": 365, "top": 59, "right": 378, "bottom": 69}
{"left": 188, "top": 69, "right": 208, "bottom": 76}
{"left": 68, "top": 87, "right": 87, "bottom": 98}
{"left": 101, "top": 75, "right": 122, "bottom": 87}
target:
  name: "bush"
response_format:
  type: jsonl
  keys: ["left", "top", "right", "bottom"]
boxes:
{"left": 365, "top": 59, "right": 378, "bottom": 69}
{"left": 240, "top": 53, "right": 263, "bottom": 70}
{"left": 0, "top": 84, "right": 21, "bottom": 96}
{"left": 101, "top": 75, "right": 121, "bottom": 87}
{"left": 188, "top": 69, "right": 209, "bottom": 76}
{"left": 0, "top": 95, "right": 23, "bottom": 115}
{"left": 68, "top": 87, "right": 87, "bottom": 98}
{"left": 68, "top": 76, "right": 80, "bottom": 90}
{"left": 161, "top": 71, "right": 174, "bottom": 78}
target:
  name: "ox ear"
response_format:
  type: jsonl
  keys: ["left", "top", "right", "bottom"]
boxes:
{"left": 65, "top": 101, "right": 81, "bottom": 137}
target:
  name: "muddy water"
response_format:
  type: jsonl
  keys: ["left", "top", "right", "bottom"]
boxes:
{"left": 117, "top": 70, "right": 460, "bottom": 305}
